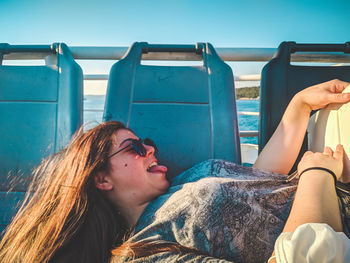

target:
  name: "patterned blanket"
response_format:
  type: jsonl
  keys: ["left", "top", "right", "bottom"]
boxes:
{"left": 122, "top": 160, "right": 298, "bottom": 263}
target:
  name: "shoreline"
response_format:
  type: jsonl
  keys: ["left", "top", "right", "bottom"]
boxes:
{"left": 238, "top": 97, "right": 259, "bottom": 100}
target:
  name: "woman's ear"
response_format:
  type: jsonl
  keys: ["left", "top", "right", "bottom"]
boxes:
{"left": 94, "top": 171, "right": 113, "bottom": 191}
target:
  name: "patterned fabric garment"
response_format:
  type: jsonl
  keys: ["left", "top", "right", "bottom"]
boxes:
{"left": 126, "top": 160, "right": 298, "bottom": 263}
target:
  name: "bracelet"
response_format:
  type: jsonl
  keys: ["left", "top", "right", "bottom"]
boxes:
{"left": 298, "top": 167, "right": 337, "bottom": 185}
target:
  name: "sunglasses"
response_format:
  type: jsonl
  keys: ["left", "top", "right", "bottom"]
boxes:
{"left": 108, "top": 138, "right": 158, "bottom": 158}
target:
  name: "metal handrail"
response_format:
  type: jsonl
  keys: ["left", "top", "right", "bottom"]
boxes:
{"left": 3, "top": 46, "right": 350, "bottom": 63}
{"left": 237, "top": 111, "right": 259, "bottom": 116}
{"left": 240, "top": 131, "right": 259, "bottom": 137}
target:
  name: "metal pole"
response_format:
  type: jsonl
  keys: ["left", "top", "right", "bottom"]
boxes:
{"left": 3, "top": 46, "right": 350, "bottom": 63}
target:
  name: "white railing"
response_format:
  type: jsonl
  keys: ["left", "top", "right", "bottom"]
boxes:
{"left": 239, "top": 111, "right": 259, "bottom": 116}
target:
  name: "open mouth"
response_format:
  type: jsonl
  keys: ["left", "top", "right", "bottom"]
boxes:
{"left": 146, "top": 160, "right": 168, "bottom": 174}
{"left": 147, "top": 161, "right": 158, "bottom": 172}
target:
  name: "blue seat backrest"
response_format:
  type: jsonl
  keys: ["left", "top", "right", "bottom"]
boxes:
{"left": 104, "top": 42, "right": 241, "bottom": 178}
{"left": 260, "top": 41, "right": 350, "bottom": 171}
{"left": 0, "top": 43, "right": 83, "bottom": 234}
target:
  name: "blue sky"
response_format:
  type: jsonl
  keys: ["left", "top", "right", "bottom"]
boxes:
{"left": 1, "top": 0, "right": 349, "bottom": 46}
{"left": 1, "top": 0, "right": 349, "bottom": 92}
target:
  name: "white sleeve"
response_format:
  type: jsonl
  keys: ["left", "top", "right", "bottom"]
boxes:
{"left": 275, "top": 223, "right": 350, "bottom": 263}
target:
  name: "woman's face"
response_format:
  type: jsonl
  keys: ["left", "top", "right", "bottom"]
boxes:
{"left": 105, "top": 129, "right": 169, "bottom": 206}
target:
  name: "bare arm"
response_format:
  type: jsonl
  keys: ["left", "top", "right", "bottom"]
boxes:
{"left": 269, "top": 145, "right": 344, "bottom": 263}
{"left": 253, "top": 94, "right": 310, "bottom": 174}
{"left": 253, "top": 79, "right": 350, "bottom": 174}
{"left": 283, "top": 145, "right": 344, "bottom": 233}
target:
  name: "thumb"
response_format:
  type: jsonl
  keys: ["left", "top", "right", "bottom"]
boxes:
{"left": 333, "top": 144, "right": 344, "bottom": 160}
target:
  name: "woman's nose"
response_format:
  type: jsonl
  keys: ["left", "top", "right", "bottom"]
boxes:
{"left": 144, "top": 143, "right": 155, "bottom": 156}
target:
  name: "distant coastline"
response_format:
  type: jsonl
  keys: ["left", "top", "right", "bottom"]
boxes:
{"left": 84, "top": 87, "right": 261, "bottom": 100}
{"left": 236, "top": 86, "right": 259, "bottom": 100}
{"left": 238, "top": 97, "right": 259, "bottom": 100}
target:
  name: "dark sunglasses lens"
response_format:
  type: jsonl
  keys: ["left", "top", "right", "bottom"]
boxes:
{"left": 144, "top": 138, "right": 158, "bottom": 154}
{"left": 132, "top": 139, "right": 146, "bottom": 156}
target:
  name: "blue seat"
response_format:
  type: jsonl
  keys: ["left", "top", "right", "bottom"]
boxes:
{"left": 104, "top": 42, "right": 241, "bottom": 178}
{"left": 0, "top": 43, "right": 83, "bottom": 234}
{"left": 259, "top": 41, "right": 350, "bottom": 171}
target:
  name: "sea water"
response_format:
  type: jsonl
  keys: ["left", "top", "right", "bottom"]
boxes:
{"left": 236, "top": 100, "right": 259, "bottom": 145}
{"left": 84, "top": 96, "right": 259, "bottom": 145}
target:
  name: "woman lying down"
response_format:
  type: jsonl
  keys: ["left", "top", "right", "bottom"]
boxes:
{"left": 1, "top": 80, "right": 350, "bottom": 263}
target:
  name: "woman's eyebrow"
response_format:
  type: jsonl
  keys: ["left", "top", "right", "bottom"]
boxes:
{"left": 119, "top": 138, "right": 134, "bottom": 147}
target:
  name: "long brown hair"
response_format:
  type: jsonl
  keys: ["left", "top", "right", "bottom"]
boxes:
{"left": 0, "top": 121, "right": 130, "bottom": 263}
{"left": 111, "top": 241, "right": 206, "bottom": 262}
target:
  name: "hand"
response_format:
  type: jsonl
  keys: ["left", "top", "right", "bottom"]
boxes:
{"left": 298, "top": 144, "right": 344, "bottom": 180}
{"left": 293, "top": 79, "right": 350, "bottom": 113}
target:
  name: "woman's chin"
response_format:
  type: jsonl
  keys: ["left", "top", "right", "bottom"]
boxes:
{"left": 147, "top": 172, "right": 170, "bottom": 193}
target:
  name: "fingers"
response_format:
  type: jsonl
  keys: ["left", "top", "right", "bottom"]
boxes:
{"left": 323, "top": 146, "right": 333, "bottom": 156}
{"left": 303, "top": 151, "right": 313, "bottom": 157}
{"left": 333, "top": 80, "right": 350, "bottom": 93}
{"left": 299, "top": 146, "right": 343, "bottom": 178}
{"left": 326, "top": 79, "right": 350, "bottom": 93}
{"left": 329, "top": 79, "right": 350, "bottom": 98}
{"left": 324, "top": 80, "right": 350, "bottom": 103}
{"left": 333, "top": 144, "right": 344, "bottom": 161}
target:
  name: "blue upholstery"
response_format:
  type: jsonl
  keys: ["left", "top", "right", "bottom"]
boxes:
{"left": 104, "top": 42, "right": 241, "bottom": 178}
{"left": 259, "top": 41, "right": 350, "bottom": 171}
{"left": 0, "top": 43, "right": 83, "bottom": 234}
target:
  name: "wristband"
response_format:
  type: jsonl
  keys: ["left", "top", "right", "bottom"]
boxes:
{"left": 298, "top": 167, "right": 337, "bottom": 185}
